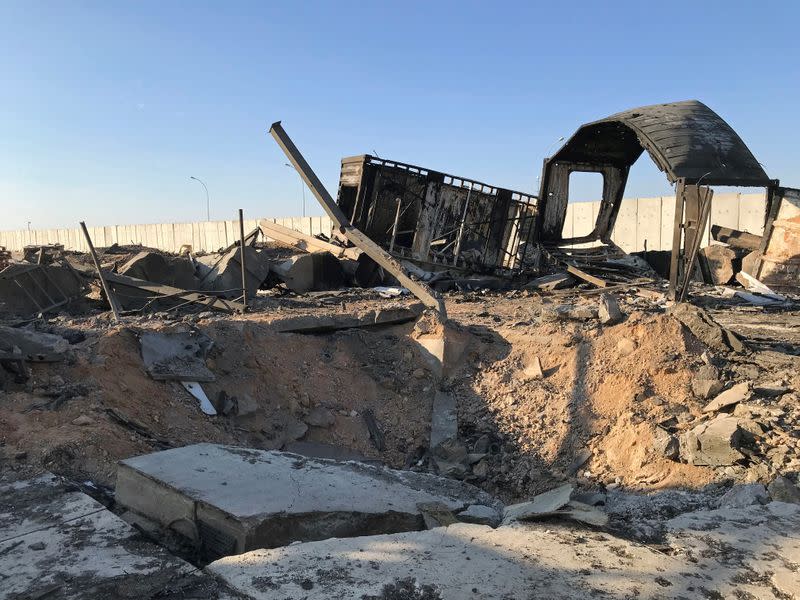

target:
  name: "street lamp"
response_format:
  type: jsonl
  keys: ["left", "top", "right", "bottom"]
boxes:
{"left": 284, "top": 164, "right": 306, "bottom": 217}
{"left": 189, "top": 176, "right": 210, "bottom": 221}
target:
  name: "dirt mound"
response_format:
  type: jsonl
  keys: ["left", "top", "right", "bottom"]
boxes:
{"left": 456, "top": 312, "right": 714, "bottom": 501}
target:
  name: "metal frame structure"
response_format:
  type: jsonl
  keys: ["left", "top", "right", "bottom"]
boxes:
{"left": 337, "top": 154, "right": 538, "bottom": 276}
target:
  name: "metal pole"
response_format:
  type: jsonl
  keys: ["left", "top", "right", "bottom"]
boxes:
{"left": 190, "top": 176, "right": 210, "bottom": 221}
{"left": 79, "top": 221, "right": 122, "bottom": 322}
{"left": 453, "top": 183, "right": 473, "bottom": 265}
{"left": 238, "top": 209, "right": 247, "bottom": 312}
{"left": 388, "top": 197, "right": 402, "bottom": 253}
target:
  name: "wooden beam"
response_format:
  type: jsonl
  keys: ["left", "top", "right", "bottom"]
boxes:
{"left": 564, "top": 263, "right": 608, "bottom": 288}
{"left": 258, "top": 219, "right": 361, "bottom": 260}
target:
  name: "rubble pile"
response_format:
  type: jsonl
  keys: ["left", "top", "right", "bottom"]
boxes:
{"left": 2, "top": 100, "right": 800, "bottom": 598}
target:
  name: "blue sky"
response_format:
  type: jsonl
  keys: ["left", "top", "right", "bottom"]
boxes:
{"left": 1, "top": 1, "right": 798, "bottom": 230}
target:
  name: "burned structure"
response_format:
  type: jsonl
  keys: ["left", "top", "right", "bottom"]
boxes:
{"left": 336, "top": 155, "right": 538, "bottom": 275}
{"left": 533, "top": 100, "right": 798, "bottom": 297}
{"left": 323, "top": 101, "right": 798, "bottom": 298}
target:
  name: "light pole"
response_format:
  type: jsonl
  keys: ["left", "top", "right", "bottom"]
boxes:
{"left": 285, "top": 164, "right": 305, "bottom": 217}
{"left": 189, "top": 176, "right": 210, "bottom": 221}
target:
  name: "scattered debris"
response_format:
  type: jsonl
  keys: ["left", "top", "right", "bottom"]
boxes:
{"left": 182, "top": 381, "right": 217, "bottom": 415}
{"left": 139, "top": 330, "right": 215, "bottom": 382}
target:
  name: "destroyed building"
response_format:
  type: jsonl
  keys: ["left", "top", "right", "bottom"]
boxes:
{"left": 2, "top": 100, "right": 800, "bottom": 599}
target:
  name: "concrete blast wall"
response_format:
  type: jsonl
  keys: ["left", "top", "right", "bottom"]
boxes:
{"left": 0, "top": 193, "right": 766, "bottom": 254}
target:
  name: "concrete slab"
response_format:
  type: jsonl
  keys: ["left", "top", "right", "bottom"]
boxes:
{"left": 208, "top": 502, "right": 800, "bottom": 599}
{"left": 116, "top": 444, "right": 501, "bottom": 556}
{"left": 0, "top": 474, "right": 103, "bottom": 542}
{"left": 0, "top": 474, "right": 237, "bottom": 600}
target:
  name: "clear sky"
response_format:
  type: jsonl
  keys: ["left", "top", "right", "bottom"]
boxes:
{"left": 1, "top": 1, "right": 798, "bottom": 231}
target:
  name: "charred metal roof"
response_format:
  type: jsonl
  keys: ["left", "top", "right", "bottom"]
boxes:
{"left": 550, "top": 100, "right": 769, "bottom": 186}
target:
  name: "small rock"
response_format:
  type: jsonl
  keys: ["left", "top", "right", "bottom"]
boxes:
{"left": 616, "top": 338, "right": 637, "bottom": 357}
{"left": 695, "top": 364, "right": 719, "bottom": 380}
{"left": 692, "top": 378, "right": 724, "bottom": 400}
{"left": 71, "top": 415, "right": 95, "bottom": 426}
{"left": 412, "top": 368, "right": 426, "bottom": 379}
{"left": 702, "top": 382, "right": 750, "bottom": 413}
{"left": 472, "top": 459, "right": 490, "bottom": 479}
{"left": 754, "top": 381, "right": 790, "bottom": 398}
{"left": 768, "top": 476, "right": 800, "bottom": 504}
{"left": 472, "top": 434, "right": 492, "bottom": 454}
{"left": 304, "top": 407, "right": 336, "bottom": 428}
{"left": 567, "top": 448, "right": 592, "bottom": 476}
{"left": 717, "top": 483, "right": 768, "bottom": 509}
{"left": 14, "top": 451, "right": 27, "bottom": 460}
{"left": 653, "top": 427, "right": 679, "bottom": 460}
{"left": 598, "top": 294, "right": 623, "bottom": 325}
{"left": 522, "top": 356, "right": 544, "bottom": 381}
{"left": 28, "top": 541, "right": 46, "bottom": 551}
{"left": 236, "top": 394, "right": 259, "bottom": 417}
{"left": 49, "top": 375, "right": 65, "bottom": 388}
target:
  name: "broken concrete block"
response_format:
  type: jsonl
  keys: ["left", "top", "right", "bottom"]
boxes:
{"left": 699, "top": 244, "right": 738, "bottom": 285}
{"left": 717, "top": 483, "right": 769, "bottom": 509}
{"left": 702, "top": 382, "right": 750, "bottom": 413}
{"left": 208, "top": 521, "right": 736, "bottom": 600}
{"left": 457, "top": 504, "right": 502, "bottom": 527}
{"left": 502, "top": 484, "right": 573, "bottom": 524}
{"left": 139, "top": 330, "right": 215, "bottom": 382}
{"left": 0, "top": 474, "right": 206, "bottom": 598}
{"left": 271, "top": 251, "right": 344, "bottom": 294}
{"left": 598, "top": 293, "right": 623, "bottom": 325}
{"left": 417, "top": 501, "right": 458, "bottom": 529}
{"left": 0, "top": 325, "right": 69, "bottom": 360}
{"left": 119, "top": 251, "right": 197, "bottom": 290}
{"left": 680, "top": 416, "right": 744, "bottom": 466}
{"left": 197, "top": 246, "right": 271, "bottom": 298}
{"left": 667, "top": 303, "right": 745, "bottom": 353}
{"left": 561, "top": 501, "right": 609, "bottom": 526}
{"left": 116, "top": 444, "right": 500, "bottom": 556}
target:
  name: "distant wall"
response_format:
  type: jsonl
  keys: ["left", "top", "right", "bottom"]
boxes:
{"left": 0, "top": 216, "right": 333, "bottom": 254}
{"left": 0, "top": 193, "right": 766, "bottom": 254}
{"left": 561, "top": 192, "right": 766, "bottom": 253}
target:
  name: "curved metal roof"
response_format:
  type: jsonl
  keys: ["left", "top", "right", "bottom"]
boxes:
{"left": 550, "top": 100, "right": 769, "bottom": 186}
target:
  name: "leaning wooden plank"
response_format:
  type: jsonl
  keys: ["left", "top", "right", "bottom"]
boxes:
{"left": 269, "top": 121, "right": 446, "bottom": 317}
{"left": 564, "top": 264, "right": 608, "bottom": 288}
{"left": 103, "top": 272, "right": 244, "bottom": 313}
{"left": 258, "top": 219, "right": 361, "bottom": 260}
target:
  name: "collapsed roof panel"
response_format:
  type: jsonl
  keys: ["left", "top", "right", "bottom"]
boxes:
{"left": 538, "top": 100, "right": 772, "bottom": 243}
{"left": 552, "top": 100, "right": 770, "bottom": 186}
